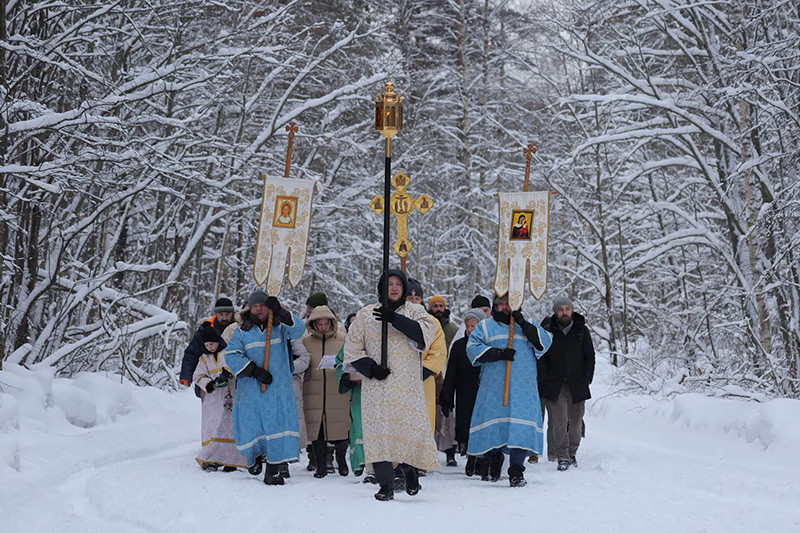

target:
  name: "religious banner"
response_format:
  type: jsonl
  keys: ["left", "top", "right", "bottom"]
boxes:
{"left": 493, "top": 191, "right": 550, "bottom": 309}
{"left": 253, "top": 175, "right": 314, "bottom": 295}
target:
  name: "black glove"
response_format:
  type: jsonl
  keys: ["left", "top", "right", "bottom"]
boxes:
{"left": 251, "top": 366, "right": 273, "bottom": 385}
{"left": 478, "top": 347, "right": 515, "bottom": 363}
{"left": 369, "top": 362, "right": 391, "bottom": 381}
{"left": 206, "top": 381, "right": 215, "bottom": 393}
{"left": 215, "top": 369, "right": 233, "bottom": 388}
{"left": 422, "top": 367, "right": 435, "bottom": 381}
{"left": 265, "top": 296, "right": 282, "bottom": 313}
{"left": 372, "top": 306, "right": 396, "bottom": 323}
{"left": 512, "top": 313, "right": 543, "bottom": 351}
{"left": 340, "top": 374, "right": 357, "bottom": 390}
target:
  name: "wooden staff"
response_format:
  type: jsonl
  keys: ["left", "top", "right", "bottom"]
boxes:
{"left": 261, "top": 122, "right": 298, "bottom": 392}
{"left": 503, "top": 143, "right": 536, "bottom": 406}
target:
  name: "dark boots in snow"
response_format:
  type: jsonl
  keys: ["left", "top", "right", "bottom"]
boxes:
{"left": 477, "top": 457, "right": 490, "bottom": 481}
{"left": 508, "top": 464, "right": 526, "bottom": 488}
{"left": 465, "top": 455, "right": 477, "bottom": 477}
{"left": 489, "top": 453, "right": 505, "bottom": 482}
{"left": 312, "top": 440, "right": 328, "bottom": 479}
{"left": 335, "top": 441, "right": 349, "bottom": 476}
{"left": 247, "top": 455, "right": 264, "bottom": 476}
{"left": 401, "top": 464, "right": 421, "bottom": 496}
{"left": 557, "top": 459, "right": 570, "bottom": 471}
{"left": 264, "top": 463, "right": 284, "bottom": 485}
{"left": 374, "top": 484, "right": 394, "bottom": 501}
{"left": 445, "top": 447, "right": 457, "bottom": 467}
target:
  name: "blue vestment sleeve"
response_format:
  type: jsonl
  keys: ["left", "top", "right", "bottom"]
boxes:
{"left": 223, "top": 328, "right": 250, "bottom": 375}
{"left": 466, "top": 320, "right": 492, "bottom": 367}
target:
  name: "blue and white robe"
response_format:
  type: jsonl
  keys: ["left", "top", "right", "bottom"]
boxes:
{"left": 223, "top": 313, "right": 305, "bottom": 466}
{"left": 466, "top": 317, "right": 553, "bottom": 456}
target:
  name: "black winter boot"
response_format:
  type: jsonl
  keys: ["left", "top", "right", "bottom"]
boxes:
{"left": 334, "top": 441, "right": 349, "bottom": 476}
{"left": 264, "top": 463, "right": 285, "bottom": 485}
{"left": 278, "top": 462, "right": 290, "bottom": 478}
{"left": 508, "top": 464, "right": 526, "bottom": 488}
{"left": 445, "top": 447, "right": 457, "bottom": 467}
{"left": 401, "top": 464, "right": 421, "bottom": 496}
{"left": 306, "top": 444, "right": 316, "bottom": 471}
{"left": 477, "top": 457, "right": 490, "bottom": 481}
{"left": 557, "top": 459, "right": 570, "bottom": 471}
{"left": 489, "top": 453, "right": 504, "bottom": 482}
{"left": 326, "top": 446, "right": 336, "bottom": 474}
{"left": 465, "top": 455, "right": 477, "bottom": 477}
{"left": 312, "top": 440, "right": 328, "bottom": 479}
{"left": 374, "top": 484, "right": 394, "bottom": 501}
{"left": 247, "top": 455, "right": 264, "bottom": 476}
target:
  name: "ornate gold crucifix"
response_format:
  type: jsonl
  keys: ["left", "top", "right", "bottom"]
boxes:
{"left": 369, "top": 172, "right": 433, "bottom": 273}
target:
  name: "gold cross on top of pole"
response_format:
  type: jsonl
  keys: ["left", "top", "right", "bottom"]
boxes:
{"left": 369, "top": 172, "right": 433, "bottom": 272}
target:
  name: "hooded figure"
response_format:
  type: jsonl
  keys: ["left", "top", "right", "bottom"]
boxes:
{"left": 302, "top": 305, "right": 350, "bottom": 477}
{"left": 343, "top": 269, "right": 440, "bottom": 501}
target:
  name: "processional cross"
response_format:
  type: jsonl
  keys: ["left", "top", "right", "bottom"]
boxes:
{"left": 369, "top": 172, "right": 433, "bottom": 272}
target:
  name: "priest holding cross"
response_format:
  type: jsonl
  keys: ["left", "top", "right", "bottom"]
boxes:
{"left": 343, "top": 80, "right": 440, "bottom": 502}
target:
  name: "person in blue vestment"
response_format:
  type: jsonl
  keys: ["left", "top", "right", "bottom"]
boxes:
{"left": 466, "top": 293, "right": 553, "bottom": 487}
{"left": 223, "top": 289, "right": 306, "bottom": 486}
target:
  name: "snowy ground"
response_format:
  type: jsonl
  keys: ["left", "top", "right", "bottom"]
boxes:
{"left": 2, "top": 360, "right": 799, "bottom": 533}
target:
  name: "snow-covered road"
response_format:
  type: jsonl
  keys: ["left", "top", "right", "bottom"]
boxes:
{"left": 2, "top": 362, "right": 799, "bottom": 532}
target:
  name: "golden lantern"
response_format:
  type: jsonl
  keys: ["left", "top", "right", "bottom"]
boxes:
{"left": 375, "top": 80, "right": 403, "bottom": 140}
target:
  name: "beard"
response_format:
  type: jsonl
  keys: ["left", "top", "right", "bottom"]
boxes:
{"left": 217, "top": 317, "right": 234, "bottom": 330}
{"left": 557, "top": 315, "right": 572, "bottom": 327}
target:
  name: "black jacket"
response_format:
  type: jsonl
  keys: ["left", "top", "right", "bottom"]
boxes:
{"left": 439, "top": 336, "right": 481, "bottom": 444}
{"left": 538, "top": 312, "right": 595, "bottom": 403}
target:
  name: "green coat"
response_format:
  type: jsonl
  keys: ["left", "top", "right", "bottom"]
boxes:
{"left": 335, "top": 346, "right": 364, "bottom": 470}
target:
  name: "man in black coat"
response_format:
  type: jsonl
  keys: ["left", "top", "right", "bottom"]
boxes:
{"left": 538, "top": 296, "right": 595, "bottom": 471}
{"left": 439, "top": 308, "right": 486, "bottom": 477}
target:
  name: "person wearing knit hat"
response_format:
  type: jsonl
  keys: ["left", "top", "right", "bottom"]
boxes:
{"left": 179, "top": 296, "right": 236, "bottom": 389}
{"left": 429, "top": 296, "right": 458, "bottom": 348}
{"left": 465, "top": 291, "right": 553, "bottom": 488}
{"left": 306, "top": 292, "right": 328, "bottom": 315}
{"left": 539, "top": 297, "right": 595, "bottom": 472}
{"left": 343, "top": 269, "right": 440, "bottom": 501}
{"left": 214, "top": 297, "right": 235, "bottom": 314}
{"left": 439, "top": 308, "right": 485, "bottom": 477}
{"left": 223, "top": 290, "right": 306, "bottom": 486}
{"left": 407, "top": 278, "right": 424, "bottom": 301}
{"left": 551, "top": 296, "right": 574, "bottom": 315}
{"left": 471, "top": 295, "right": 491, "bottom": 318}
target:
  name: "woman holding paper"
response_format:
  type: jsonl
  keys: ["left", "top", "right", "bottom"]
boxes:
{"left": 302, "top": 305, "right": 350, "bottom": 478}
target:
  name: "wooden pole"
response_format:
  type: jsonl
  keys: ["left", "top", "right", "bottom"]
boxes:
{"left": 503, "top": 144, "right": 536, "bottom": 406}
{"left": 260, "top": 122, "right": 298, "bottom": 392}
{"left": 260, "top": 310, "right": 273, "bottom": 392}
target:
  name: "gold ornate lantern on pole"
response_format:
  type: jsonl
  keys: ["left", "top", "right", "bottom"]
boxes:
{"left": 375, "top": 79, "right": 403, "bottom": 368}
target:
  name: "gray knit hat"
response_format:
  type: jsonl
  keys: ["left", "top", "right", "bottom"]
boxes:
{"left": 248, "top": 289, "right": 268, "bottom": 307}
{"left": 552, "top": 296, "right": 574, "bottom": 314}
{"left": 463, "top": 309, "right": 486, "bottom": 325}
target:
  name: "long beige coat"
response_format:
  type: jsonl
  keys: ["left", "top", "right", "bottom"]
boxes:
{"left": 343, "top": 302, "right": 440, "bottom": 471}
{"left": 302, "top": 305, "right": 349, "bottom": 442}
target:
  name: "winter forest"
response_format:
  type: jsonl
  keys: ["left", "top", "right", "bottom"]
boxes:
{"left": 2, "top": 0, "right": 799, "bottom": 400}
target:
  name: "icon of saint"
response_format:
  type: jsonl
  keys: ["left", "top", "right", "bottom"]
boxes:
{"left": 277, "top": 202, "right": 293, "bottom": 224}
{"left": 511, "top": 213, "right": 530, "bottom": 239}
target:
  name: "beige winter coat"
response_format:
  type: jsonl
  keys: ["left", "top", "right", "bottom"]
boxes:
{"left": 302, "top": 305, "right": 349, "bottom": 442}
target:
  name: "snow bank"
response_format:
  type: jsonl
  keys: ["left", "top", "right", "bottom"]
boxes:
{"left": 590, "top": 390, "right": 800, "bottom": 452}
{"left": 0, "top": 363, "right": 196, "bottom": 482}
